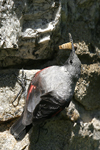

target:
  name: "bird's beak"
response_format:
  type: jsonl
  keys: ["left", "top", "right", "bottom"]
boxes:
{"left": 59, "top": 42, "right": 77, "bottom": 50}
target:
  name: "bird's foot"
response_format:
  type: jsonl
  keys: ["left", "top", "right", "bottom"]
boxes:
{"left": 12, "top": 69, "right": 27, "bottom": 107}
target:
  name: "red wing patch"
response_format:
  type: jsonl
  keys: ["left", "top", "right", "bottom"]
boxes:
{"left": 26, "top": 84, "right": 36, "bottom": 100}
{"left": 35, "top": 70, "right": 41, "bottom": 77}
{"left": 26, "top": 66, "right": 50, "bottom": 100}
{"left": 35, "top": 66, "right": 50, "bottom": 77}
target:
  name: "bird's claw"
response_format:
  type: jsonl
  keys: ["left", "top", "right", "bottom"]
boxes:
{"left": 12, "top": 69, "right": 26, "bottom": 107}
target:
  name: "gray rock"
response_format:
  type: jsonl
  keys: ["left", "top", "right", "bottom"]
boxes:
{"left": 0, "top": 69, "right": 39, "bottom": 121}
{"left": 0, "top": 0, "right": 61, "bottom": 67}
{"left": 75, "top": 64, "right": 100, "bottom": 110}
{"left": 0, "top": 0, "right": 100, "bottom": 67}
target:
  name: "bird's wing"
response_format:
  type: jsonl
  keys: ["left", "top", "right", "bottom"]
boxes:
{"left": 22, "top": 86, "right": 65, "bottom": 125}
{"left": 22, "top": 72, "right": 43, "bottom": 125}
{"left": 32, "top": 91, "right": 70, "bottom": 124}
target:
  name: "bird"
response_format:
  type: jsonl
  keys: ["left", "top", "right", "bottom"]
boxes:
{"left": 10, "top": 33, "right": 81, "bottom": 141}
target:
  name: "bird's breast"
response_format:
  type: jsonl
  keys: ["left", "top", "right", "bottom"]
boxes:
{"left": 40, "top": 67, "right": 75, "bottom": 100}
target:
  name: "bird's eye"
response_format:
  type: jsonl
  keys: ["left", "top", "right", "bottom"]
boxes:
{"left": 70, "top": 60, "right": 73, "bottom": 64}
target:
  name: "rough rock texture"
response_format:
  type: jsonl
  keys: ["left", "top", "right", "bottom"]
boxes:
{"left": 0, "top": 69, "right": 39, "bottom": 121}
{"left": 75, "top": 64, "right": 100, "bottom": 110}
{"left": 0, "top": 0, "right": 61, "bottom": 67}
{"left": 0, "top": 0, "right": 100, "bottom": 150}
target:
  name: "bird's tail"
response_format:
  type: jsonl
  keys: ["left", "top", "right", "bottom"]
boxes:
{"left": 10, "top": 114, "right": 32, "bottom": 141}
{"left": 69, "top": 33, "right": 75, "bottom": 52}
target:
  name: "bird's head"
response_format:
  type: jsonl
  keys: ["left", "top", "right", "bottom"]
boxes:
{"left": 63, "top": 33, "right": 81, "bottom": 79}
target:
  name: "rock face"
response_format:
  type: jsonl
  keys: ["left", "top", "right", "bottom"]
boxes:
{"left": 0, "top": 69, "right": 39, "bottom": 122}
{"left": 0, "top": 0, "right": 61, "bottom": 67}
{"left": 75, "top": 64, "right": 100, "bottom": 110}
{"left": 0, "top": 0, "right": 100, "bottom": 150}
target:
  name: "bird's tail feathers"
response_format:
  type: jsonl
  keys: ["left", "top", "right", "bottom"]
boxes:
{"left": 10, "top": 114, "right": 32, "bottom": 141}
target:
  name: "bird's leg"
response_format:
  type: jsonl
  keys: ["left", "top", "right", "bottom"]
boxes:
{"left": 12, "top": 69, "right": 27, "bottom": 107}
{"left": 17, "top": 69, "right": 26, "bottom": 92}
{"left": 12, "top": 88, "right": 23, "bottom": 107}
